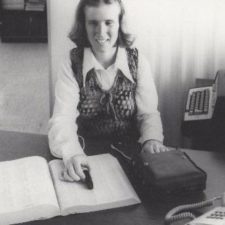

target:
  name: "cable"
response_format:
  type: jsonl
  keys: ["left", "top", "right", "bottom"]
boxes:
{"left": 110, "top": 144, "right": 132, "bottom": 161}
{"left": 164, "top": 196, "right": 221, "bottom": 225}
{"left": 78, "top": 135, "right": 85, "bottom": 150}
{"left": 165, "top": 212, "right": 196, "bottom": 224}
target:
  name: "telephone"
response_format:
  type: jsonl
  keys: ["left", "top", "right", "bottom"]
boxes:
{"left": 186, "top": 207, "right": 225, "bottom": 225}
{"left": 165, "top": 192, "right": 225, "bottom": 225}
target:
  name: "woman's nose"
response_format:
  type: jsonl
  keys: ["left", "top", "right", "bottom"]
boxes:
{"left": 96, "top": 23, "right": 106, "bottom": 36}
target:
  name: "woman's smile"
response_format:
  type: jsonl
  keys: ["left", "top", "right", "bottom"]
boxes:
{"left": 95, "top": 37, "right": 109, "bottom": 45}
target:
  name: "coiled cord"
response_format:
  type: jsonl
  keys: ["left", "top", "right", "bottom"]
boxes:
{"left": 166, "top": 212, "right": 195, "bottom": 223}
{"left": 164, "top": 196, "right": 221, "bottom": 225}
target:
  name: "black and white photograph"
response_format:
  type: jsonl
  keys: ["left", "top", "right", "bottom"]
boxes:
{"left": 0, "top": 0, "right": 225, "bottom": 225}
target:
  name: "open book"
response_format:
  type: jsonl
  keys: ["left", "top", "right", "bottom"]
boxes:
{"left": 0, "top": 154, "right": 141, "bottom": 225}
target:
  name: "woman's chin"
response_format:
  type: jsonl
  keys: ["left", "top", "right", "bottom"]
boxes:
{"left": 94, "top": 45, "right": 113, "bottom": 53}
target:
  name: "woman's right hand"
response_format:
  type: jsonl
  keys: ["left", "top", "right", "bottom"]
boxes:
{"left": 62, "top": 153, "right": 90, "bottom": 182}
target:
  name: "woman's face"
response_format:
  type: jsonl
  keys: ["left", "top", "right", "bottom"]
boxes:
{"left": 84, "top": 2, "right": 120, "bottom": 54}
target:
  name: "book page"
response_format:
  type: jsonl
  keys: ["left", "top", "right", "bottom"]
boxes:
{"left": 49, "top": 154, "right": 141, "bottom": 215}
{"left": 0, "top": 156, "right": 60, "bottom": 225}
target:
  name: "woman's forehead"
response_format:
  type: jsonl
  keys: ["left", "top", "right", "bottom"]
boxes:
{"left": 84, "top": 3, "right": 121, "bottom": 20}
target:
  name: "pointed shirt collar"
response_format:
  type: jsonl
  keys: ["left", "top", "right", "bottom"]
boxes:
{"left": 82, "top": 47, "right": 134, "bottom": 86}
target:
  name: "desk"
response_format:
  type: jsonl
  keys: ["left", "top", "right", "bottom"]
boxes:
{"left": 0, "top": 130, "right": 225, "bottom": 225}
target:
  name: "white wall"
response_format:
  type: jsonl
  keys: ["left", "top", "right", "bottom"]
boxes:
{"left": 47, "top": 0, "right": 78, "bottom": 114}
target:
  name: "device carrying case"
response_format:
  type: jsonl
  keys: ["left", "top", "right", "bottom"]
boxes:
{"left": 134, "top": 148, "right": 207, "bottom": 195}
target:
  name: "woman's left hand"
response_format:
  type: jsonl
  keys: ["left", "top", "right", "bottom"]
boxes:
{"left": 141, "top": 139, "right": 168, "bottom": 154}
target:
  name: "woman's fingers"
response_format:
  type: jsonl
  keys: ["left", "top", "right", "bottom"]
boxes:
{"left": 67, "top": 162, "right": 81, "bottom": 181}
{"left": 72, "top": 157, "right": 86, "bottom": 180}
{"left": 142, "top": 140, "right": 168, "bottom": 154}
{"left": 62, "top": 154, "right": 90, "bottom": 182}
{"left": 60, "top": 169, "right": 74, "bottom": 182}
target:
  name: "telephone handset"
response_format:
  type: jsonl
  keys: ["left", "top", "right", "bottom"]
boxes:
{"left": 165, "top": 192, "right": 225, "bottom": 225}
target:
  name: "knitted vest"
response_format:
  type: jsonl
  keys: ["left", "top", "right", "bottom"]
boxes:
{"left": 70, "top": 47, "right": 139, "bottom": 140}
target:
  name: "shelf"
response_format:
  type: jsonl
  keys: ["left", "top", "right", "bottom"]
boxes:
{"left": 1, "top": 9, "right": 47, "bottom": 43}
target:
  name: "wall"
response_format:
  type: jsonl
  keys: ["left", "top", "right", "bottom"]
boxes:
{"left": 47, "top": 0, "right": 77, "bottom": 114}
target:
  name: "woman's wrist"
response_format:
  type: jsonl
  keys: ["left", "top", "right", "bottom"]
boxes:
{"left": 62, "top": 149, "right": 85, "bottom": 163}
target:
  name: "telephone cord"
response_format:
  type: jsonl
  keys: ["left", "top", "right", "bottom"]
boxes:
{"left": 164, "top": 196, "right": 221, "bottom": 225}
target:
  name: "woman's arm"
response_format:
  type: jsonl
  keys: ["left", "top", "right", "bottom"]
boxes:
{"left": 136, "top": 52, "right": 167, "bottom": 153}
{"left": 48, "top": 54, "right": 88, "bottom": 181}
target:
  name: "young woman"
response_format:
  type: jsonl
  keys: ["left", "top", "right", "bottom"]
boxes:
{"left": 48, "top": 0, "right": 167, "bottom": 182}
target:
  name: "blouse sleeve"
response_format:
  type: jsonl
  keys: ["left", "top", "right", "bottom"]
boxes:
{"left": 135, "top": 52, "right": 164, "bottom": 144}
{"left": 48, "top": 54, "right": 84, "bottom": 160}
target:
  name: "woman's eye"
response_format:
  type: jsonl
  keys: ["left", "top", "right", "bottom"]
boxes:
{"left": 105, "top": 20, "right": 114, "bottom": 26}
